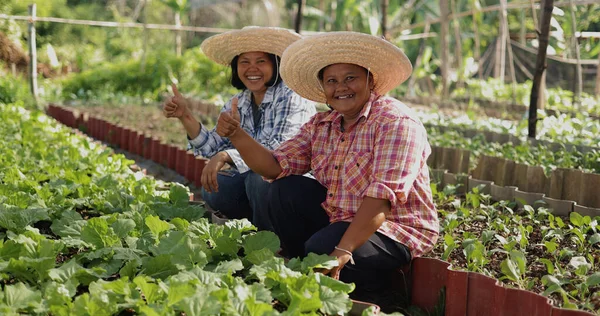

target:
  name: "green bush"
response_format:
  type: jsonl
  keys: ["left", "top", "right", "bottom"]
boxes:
{"left": 0, "top": 69, "right": 35, "bottom": 107}
{"left": 60, "top": 49, "right": 235, "bottom": 104}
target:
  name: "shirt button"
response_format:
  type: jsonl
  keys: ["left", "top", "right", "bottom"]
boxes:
{"left": 334, "top": 166, "right": 339, "bottom": 170}
{"left": 356, "top": 163, "right": 360, "bottom": 167}
{"left": 341, "top": 138, "right": 345, "bottom": 142}
{"left": 328, "top": 193, "right": 333, "bottom": 197}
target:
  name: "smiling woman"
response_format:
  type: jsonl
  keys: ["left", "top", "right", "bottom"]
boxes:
{"left": 214, "top": 31, "right": 439, "bottom": 312}
{"left": 161, "top": 26, "right": 316, "bottom": 231}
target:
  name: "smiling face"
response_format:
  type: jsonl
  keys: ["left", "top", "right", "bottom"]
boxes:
{"left": 236, "top": 51, "right": 274, "bottom": 96}
{"left": 320, "top": 63, "right": 374, "bottom": 121}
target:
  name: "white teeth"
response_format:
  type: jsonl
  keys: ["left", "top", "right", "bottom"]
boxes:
{"left": 247, "top": 76, "right": 261, "bottom": 80}
{"left": 337, "top": 94, "right": 354, "bottom": 99}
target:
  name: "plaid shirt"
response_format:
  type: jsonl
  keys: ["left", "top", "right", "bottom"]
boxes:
{"left": 272, "top": 93, "right": 439, "bottom": 258}
{"left": 189, "top": 81, "right": 316, "bottom": 173}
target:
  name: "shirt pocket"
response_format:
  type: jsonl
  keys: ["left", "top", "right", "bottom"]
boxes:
{"left": 311, "top": 154, "right": 329, "bottom": 186}
{"left": 343, "top": 151, "right": 373, "bottom": 197}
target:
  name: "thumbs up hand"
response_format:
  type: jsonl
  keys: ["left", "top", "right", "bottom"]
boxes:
{"left": 163, "top": 83, "right": 190, "bottom": 118}
{"left": 216, "top": 97, "right": 242, "bottom": 138}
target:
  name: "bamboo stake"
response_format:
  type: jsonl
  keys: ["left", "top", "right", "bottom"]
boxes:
{"left": 596, "top": 52, "right": 600, "bottom": 97}
{"left": 407, "top": 22, "right": 431, "bottom": 97}
{"left": 520, "top": 10, "right": 526, "bottom": 44}
{"left": 382, "top": 0, "right": 389, "bottom": 39}
{"left": 28, "top": 4, "right": 38, "bottom": 103}
{"left": 175, "top": 11, "right": 181, "bottom": 57}
{"left": 569, "top": 0, "right": 582, "bottom": 107}
{"left": 529, "top": 0, "right": 555, "bottom": 138}
{"left": 440, "top": 0, "right": 450, "bottom": 99}
{"left": 451, "top": 0, "right": 463, "bottom": 89}
{"left": 473, "top": 7, "right": 482, "bottom": 79}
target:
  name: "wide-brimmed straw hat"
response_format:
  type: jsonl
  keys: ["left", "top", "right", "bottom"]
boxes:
{"left": 280, "top": 32, "right": 412, "bottom": 103}
{"left": 200, "top": 26, "right": 301, "bottom": 65}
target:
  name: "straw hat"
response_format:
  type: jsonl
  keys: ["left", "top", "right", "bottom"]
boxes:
{"left": 200, "top": 26, "right": 301, "bottom": 65}
{"left": 280, "top": 32, "right": 412, "bottom": 103}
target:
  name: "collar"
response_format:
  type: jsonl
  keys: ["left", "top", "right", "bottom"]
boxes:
{"left": 239, "top": 81, "right": 281, "bottom": 115}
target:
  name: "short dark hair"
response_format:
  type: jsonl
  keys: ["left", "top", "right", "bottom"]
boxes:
{"left": 230, "top": 53, "right": 282, "bottom": 90}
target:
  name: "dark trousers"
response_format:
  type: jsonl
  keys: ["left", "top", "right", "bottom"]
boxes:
{"left": 267, "top": 175, "right": 412, "bottom": 293}
{"left": 201, "top": 170, "right": 273, "bottom": 231}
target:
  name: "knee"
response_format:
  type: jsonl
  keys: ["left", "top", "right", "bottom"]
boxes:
{"left": 304, "top": 233, "right": 335, "bottom": 256}
{"left": 245, "top": 172, "right": 270, "bottom": 194}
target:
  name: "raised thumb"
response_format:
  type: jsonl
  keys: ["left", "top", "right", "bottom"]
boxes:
{"left": 231, "top": 97, "right": 240, "bottom": 121}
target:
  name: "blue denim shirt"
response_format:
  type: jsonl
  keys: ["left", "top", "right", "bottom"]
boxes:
{"left": 188, "top": 81, "right": 316, "bottom": 173}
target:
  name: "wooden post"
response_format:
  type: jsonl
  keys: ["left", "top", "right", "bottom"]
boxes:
{"left": 318, "top": 0, "right": 325, "bottom": 31}
{"left": 28, "top": 4, "right": 38, "bottom": 102}
{"left": 502, "top": 0, "right": 517, "bottom": 103}
{"left": 529, "top": 0, "right": 554, "bottom": 139}
{"left": 451, "top": 0, "right": 463, "bottom": 89}
{"left": 381, "top": 0, "right": 389, "bottom": 39}
{"left": 472, "top": 6, "right": 483, "bottom": 79}
{"left": 11, "top": 63, "right": 16, "bottom": 76}
{"left": 175, "top": 11, "right": 182, "bottom": 57}
{"left": 294, "top": 0, "right": 305, "bottom": 33}
{"left": 408, "top": 22, "right": 431, "bottom": 96}
{"left": 440, "top": 0, "right": 450, "bottom": 99}
{"left": 519, "top": 10, "right": 526, "bottom": 44}
{"left": 569, "top": 0, "right": 582, "bottom": 107}
{"left": 596, "top": 52, "right": 600, "bottom": 97}
{"left": 494, "top": 0, "right": 508, "bottom": 81}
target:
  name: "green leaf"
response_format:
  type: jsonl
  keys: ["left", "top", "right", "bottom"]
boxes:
{"left": 171, "top": 218, "right": 190, "bottom": 231}
{"left": 3, "top": 283, "right": 42, "bottom": 310}
{"left": 246, "top": 248, "right": 276, "bottom": 266}
{"left": 315, "top": 273, "right": 355, "bottom": 293}
{"left": 300, "top": 253, "right": 339, "bottom": 274}
{"left": 213, "top": 258, "right": 244, "bottom": 274}
{"left": 145, "top": 215, "right": 171, "bottom": 241}
{"left": 177, "top": 291, "right": 222, "bottom": 316}
{"left": 569, "top": 212, "right": 584, "bottom": 227}
{"left": 111, "top": 219, "right": 136, "bottom": 239}
{"left": 169, "top": 183, "right": 190, "bottom": 206}
{"left": 48, "top": 259, "right": 85, "bottom": 283}
{"left": 134, "top": 276, "right": 165, "bottom": 304}
{"left": 500, "top": 258, "right": 521, "bottom": 283}
{"left": 80, "top": 217, "right": 121, "bottom": 249}
{"left": 319, "top": 287, "right": 352, "bottom": 315}
{"left": 243, "top": 231, "right": 280, "bottom": 254}
{"left": 142, "top": 254, "right": 179, "bottom": 280}
{"left": 0, "top": 207, "right": 50, "bottom": 233}
{"left": 585, "top": 272, "right": 600, "bottom": 287}
{"left": 589, "top": 233, "right": 600, "bottom": 245}
{"left": 166, "top": 281, "right": 197, "bottom": 307}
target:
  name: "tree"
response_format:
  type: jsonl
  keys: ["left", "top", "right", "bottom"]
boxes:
{"left": 159, "top": 0, "right": 190, "bottom": 56}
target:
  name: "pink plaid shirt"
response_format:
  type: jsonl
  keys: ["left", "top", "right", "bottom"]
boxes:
{"left": 272, "top": 93, "right": 439, "bottom": 258}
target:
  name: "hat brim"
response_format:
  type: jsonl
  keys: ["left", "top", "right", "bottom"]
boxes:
{"left": 280, "top": 32, "right": 412, "bottom": 103}
{"left": 200, "top": 26, "right": 301, "bottom": 65}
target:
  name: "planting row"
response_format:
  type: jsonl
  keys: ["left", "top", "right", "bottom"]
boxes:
{"left": 45, "top": 103, "right": 599, "bottom": 314}
{"left": 2, "top": 103, "right": 386, "bottom": 315}
{"left": 46, "top": 104, "right": 209, "bottom": 189}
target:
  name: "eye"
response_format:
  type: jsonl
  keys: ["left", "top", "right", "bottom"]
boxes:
{"left": 345, "top": 76, "right": 355, "bottom": 81}
{"left": 326, "top": 78, "right": 336, "bottom": 84}
{"left": 257, "top": 59, "right": 266, "bottom": 63}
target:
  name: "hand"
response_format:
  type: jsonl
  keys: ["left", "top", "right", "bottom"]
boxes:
{"left": 216, "top": 97, "right": 241, "bottom": 138}
{"left": 319, "top": 248, "right": 352, "bottom": 280}
{"left": 201, "top": 152, "right": 229, "bottom": 193}
{"left": 163, "top": 84, "right": 190, "bottom": 118}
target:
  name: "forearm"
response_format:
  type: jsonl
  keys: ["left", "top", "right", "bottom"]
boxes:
{"left": 178, "top": 110, "right": 201, "bottom": 139}
{"left": 337, "top": 197, "right": 390, "bottom": 252}
{"left": 229, "top": 130, "right": 282, "bottom": 179}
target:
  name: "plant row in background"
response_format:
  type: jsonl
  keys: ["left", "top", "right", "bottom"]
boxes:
{"left": 417, "top": 108, "right": 600, "bottom": 148}
{"left": 0, "top": 103, "right": 379, "bottom": 315}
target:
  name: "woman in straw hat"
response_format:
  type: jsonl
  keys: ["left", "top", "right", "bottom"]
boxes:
{"left": 163, "top": 26, "right": 316, "bottom": 231}
{"left": 215, "top": 32, "right": 438, "bottom": 310}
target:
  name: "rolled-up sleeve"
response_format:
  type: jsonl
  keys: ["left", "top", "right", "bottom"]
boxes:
{"left": 187, "top": 98, "right": 235, "bottom": 159}
{"left": 364, "top": 117, "right": 428, "bottom": 209}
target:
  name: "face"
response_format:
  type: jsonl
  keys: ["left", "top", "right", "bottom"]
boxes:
{"left": 236, "top": 51, "right": 274, "bottom": 94}
{"left": 321, "top": 63, "right": 374, "bottom": 118}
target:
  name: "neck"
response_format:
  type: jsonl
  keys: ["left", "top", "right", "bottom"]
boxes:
{"left": 252, "top": 91, "right": 266, "bottom": 105}
{"left": 341, "top": 114, "right": 361, "bottom": 131}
